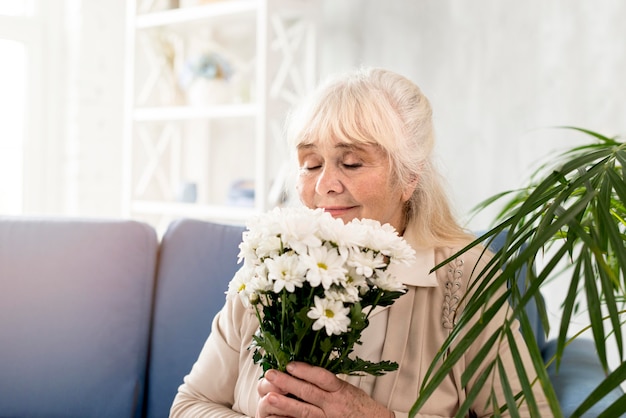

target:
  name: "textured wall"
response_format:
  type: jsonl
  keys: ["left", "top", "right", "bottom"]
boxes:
{"left": 320, "top": 0, "right": 626, "bottom": 229}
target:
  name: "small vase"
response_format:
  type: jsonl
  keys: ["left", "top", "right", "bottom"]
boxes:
{"left": 186, "top": 79, "right": 232, "bottom": 106}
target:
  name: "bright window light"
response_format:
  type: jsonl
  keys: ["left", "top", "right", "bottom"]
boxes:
{"left": 0, "top": 38, "right": 26, "bottom": 214}
{"left": 0, "top": 0, "right": 33, "bottom": 17}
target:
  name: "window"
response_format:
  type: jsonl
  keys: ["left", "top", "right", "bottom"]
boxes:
{"left": 0, "top": 39, "right": 27, "bottom": 214}
{"left": 0, "top": 0, "right": 34, "bottom": 17}
{"left": 0, "top": 0, "right": 36, "bottom": 214}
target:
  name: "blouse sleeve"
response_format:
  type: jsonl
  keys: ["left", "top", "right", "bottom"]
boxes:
{"left": 169, "top": 295, "right": 259, "bottom": 418}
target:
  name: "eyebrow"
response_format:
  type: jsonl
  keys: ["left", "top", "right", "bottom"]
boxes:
{"left": 296, "top": 142, "right": 365, "bottom": 152}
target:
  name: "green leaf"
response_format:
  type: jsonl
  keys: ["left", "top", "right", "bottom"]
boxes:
{"left": 453, "top": 362, "right": 495, "bottom": 418}
{"left": 329, "top": 356, "right": 398, "bottom": 376}
{"left": 571, "top": 360, "right": 626, "bottom": 417}
{"left": 496, "top": 357, "right": 521, "bottom": 418}
{"left": 556, "top": 255, "right": 583, "bottom": 369}
{"left": 597, "top": 393, "right": 626, "bottom": 418}
{"left": 410, "top": 129, "right": 626, "bottom": 417}
{"left": 582, "top": 251, "right": 609, "bottom": 370}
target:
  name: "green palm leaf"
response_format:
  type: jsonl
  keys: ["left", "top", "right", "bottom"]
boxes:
{"left": 409, "top": 127, "right": 625, "bottom": 417}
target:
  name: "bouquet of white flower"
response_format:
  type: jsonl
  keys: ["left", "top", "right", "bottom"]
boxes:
{"left": 227, "top": 207, "right": 416, "bottom": 377}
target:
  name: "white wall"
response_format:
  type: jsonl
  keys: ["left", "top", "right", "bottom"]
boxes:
{"left": 320, "top": 0, "right": 626, "bottom": 230}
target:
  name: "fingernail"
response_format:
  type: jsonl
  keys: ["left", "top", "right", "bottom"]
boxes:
{"left": 265, "top": 370, "right": 275, "bottom": 381}
{"left": 286, "top": 363, "right": 295, "bottom": 373}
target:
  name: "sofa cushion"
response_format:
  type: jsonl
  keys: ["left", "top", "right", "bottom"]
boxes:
{"left": 146, "top": 219, "right": 245, "bottom": 418}
{"left": 543, "top": 338, "right": 625, "bottom": 417}
{"left": 0, "top": 217, "right": 157, "bottom": 418}
{"left": 482, "top": 230, "right": 547, "bottom": 350}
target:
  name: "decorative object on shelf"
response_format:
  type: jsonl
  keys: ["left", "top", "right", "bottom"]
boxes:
{"left": 228, "top": 206, "right": 415, "bottom": 377}
{"left": 178, "top": 50, "right": 235, "bottom": 105}
{"left": 176, "top": 181, "right": 197, "bottom": 203}
{"left": 125, "top": 0, "right": 318, "bottom": 224}
{"left": 410, "top": 127, "right": 626, "bottom": 417}
{"left": 227, "top": 179, "right": 255, "bottom": 207}
{"left": 143, "top": 30, "right": 186, "bottom": 106}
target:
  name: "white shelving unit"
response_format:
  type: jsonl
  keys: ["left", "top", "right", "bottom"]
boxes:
{"left": 123, "top": 0, "right": 317, "bottom": 228}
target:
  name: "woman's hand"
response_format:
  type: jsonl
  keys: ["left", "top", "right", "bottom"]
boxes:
{"left": 255, "top": 362, "right": 394, "bottom": 418}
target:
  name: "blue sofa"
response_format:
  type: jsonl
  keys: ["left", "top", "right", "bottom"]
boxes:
{"left": 0, "top": 216, "right": 622, "bottom": 417}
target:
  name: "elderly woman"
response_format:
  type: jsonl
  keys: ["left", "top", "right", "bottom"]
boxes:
{"left": 170, "top": 67, "right": 550, "bottom": 417}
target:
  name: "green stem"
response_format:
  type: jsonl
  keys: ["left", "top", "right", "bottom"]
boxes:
{"left": 309, "top": 329, "right": 321, "bottom": 360}
{"left": 293, "top": 286, "right": 316, "bottom": 356}
{"left": 253, "top": 304, "right": 265, "bottom": 334}
{"left": 280, "top": 289, "right": 287, "bottom": 349}
{"left": 365, "top": 290, "right": 383, "bottom": 321}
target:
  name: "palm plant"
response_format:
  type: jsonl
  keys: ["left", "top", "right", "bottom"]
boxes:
{"left": 410, "top": 128, "right": 626, "bottom": 417}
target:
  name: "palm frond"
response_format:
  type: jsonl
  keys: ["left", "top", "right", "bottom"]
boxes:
{"left": 410, "top": 127, "right": 626, "bottom": 417}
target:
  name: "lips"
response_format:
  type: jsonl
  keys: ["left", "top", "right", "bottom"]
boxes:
{"left": 319, "top": 206, "right": 358, "bottom": 218}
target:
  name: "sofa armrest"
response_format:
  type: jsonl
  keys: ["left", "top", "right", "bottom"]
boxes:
{"left": 542, "top": 338, "right": 625, "bottom": 417}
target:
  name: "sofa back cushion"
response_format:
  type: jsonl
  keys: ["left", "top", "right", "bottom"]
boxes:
{"left": 0, "top": 217, "right": 157, "bottom": 418}
{"left": 146, "top": 219, "right": 245, "bottom": 418}
{"left": 481, "top": 230, "right": 546, "bottom": 350}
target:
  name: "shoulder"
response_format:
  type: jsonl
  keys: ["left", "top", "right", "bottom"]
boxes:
{"left": 434, "top": 243, "right": 494, "bottom": 283}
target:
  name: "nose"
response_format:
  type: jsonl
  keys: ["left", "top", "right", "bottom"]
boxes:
{"left": 315, "top": 165, "right": 344, "bottom": 195}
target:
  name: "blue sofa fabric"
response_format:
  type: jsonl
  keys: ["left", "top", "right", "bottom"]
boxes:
{"left": 145, "top": 219, "right": 245, "bottom": 418}
{"left": 0, "top": 217, "right": 157, "bottom": 418}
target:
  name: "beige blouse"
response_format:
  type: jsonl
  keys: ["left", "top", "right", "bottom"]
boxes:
{"left": 170, "top": 227, "right": 551, "bottom": 417}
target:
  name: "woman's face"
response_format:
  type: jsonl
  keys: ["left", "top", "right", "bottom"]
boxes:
{"left": 296, "top": 138, "right": 415, "bottom": 233}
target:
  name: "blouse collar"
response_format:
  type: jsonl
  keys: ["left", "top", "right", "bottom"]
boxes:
{"left": 391, "top": 222, "right": 439, "bottom": 288}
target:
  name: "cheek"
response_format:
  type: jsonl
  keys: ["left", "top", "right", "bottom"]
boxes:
{"left": 296, "top": 175, "right": 314, "bottom": 203}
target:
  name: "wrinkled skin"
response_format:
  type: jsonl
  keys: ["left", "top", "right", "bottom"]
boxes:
{"left": 255, "top": 362, "right": 395, "bottom": 418}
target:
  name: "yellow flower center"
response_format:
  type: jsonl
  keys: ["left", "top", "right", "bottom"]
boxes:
{"left": 317, "top": 262, "right": 328, "bottom": 270}
{"left": 324, "top": 309, "right": 335, "bottom": 318}
{"left": 238, "top": 283, "right": 246, "bottom": 292}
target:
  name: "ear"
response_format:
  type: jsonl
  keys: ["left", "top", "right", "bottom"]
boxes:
{"left": 401, "top": 174, "right": 419, "bottom": 202}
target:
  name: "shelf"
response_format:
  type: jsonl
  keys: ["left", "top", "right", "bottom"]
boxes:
{"left": 135, "top": 0, "right": 257, "bottom": 28}
{"left": 133, "top": 103, "right": 257, "bottom": 121}
{"left": 125, "top": 0, "right": 317, "bottom": 226}
{"left": 132, "top": 200, "right": 256, "bottom": 223}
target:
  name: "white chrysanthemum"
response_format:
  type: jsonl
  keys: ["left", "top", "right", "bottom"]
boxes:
{"left": 226, "top": 265, "right": 269, "bottom": 307}
{"left": 265, "top": 252, "right": 308, "bottom": 293}
{"left": 237, "top": 234, "right": 259, "bottom": 266}
{"left": 347, "top": 249, "right": 387, "bottom": 278}
{"left": 249, "top": 264, "right": 272, "bottom": 291}
{"left": 317, "top": 214, "right": 358, "bottom": 243}
{"left": 307, "top": 296, "right": 351, "bottom": 336}
{"left": 339, "top": 220, "right": 370, "bottom": 248}
{"left": 255, "top": 235, "right": 283, "bottom": 260}
{"left": 226, "top": 266, "right": 251, "bottom": 299}
{"left": 324, "top": 283, "right": 360, "bottom": 304}
{"left": 302, "top": 245, "right": 348, "bottom": 289}
{"left": 364, "top": 222, "right": 415, "bottom": 262}
{"left": 370, "top": 269, "right": 407, "bottom": 293}
{"left": 345, "top": 267, "right": 370, "bottom": 292}
{"left": 277, "top": 208, "right": 325, "bottom": 254}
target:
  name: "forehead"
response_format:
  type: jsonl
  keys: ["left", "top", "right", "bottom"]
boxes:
{"left": 296, "top": 141, "right": 380, "bottom": 156}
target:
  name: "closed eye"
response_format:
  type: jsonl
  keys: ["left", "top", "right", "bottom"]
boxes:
{"left": 301, "top": 164, "right": 322, "bottom": 171}
{"left": 342, "top": 163, "right": 362, "bottom": 169}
